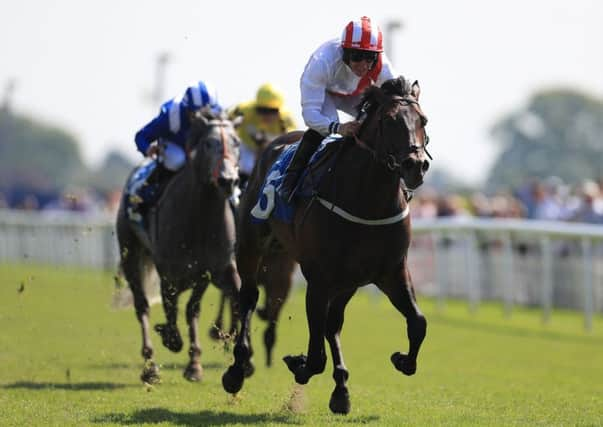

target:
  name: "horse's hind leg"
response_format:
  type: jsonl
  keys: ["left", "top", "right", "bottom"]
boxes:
{"left": 155, "top": 280, "right": 184, "bottom": 353}
{"left": 325, "top": 289, "right": 356, "bottom": 414}
{"left": 377, "top": 260, "right": 427, "bottom": 376}
{"left": 120, "top": 244, "right": 160, "bottom": 384}
{"left": 215, "top": 261, "right": 241, "bottom": 340}
{"left": 209, "top": 292, "right": 227, "bottom": 340}
{"left": 183, "top": 278, "right": 210, "bottom": 381}
{"left": 257, "top": 252, "right": 295, "bottom": 367}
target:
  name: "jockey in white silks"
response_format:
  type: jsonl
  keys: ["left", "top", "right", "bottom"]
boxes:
{"left": 278, "top": 16, "right": 397, "bottom": 201}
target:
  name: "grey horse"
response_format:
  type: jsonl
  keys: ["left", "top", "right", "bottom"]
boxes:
{"left": 116, "top": 110, "right": 242, "bottom": 383}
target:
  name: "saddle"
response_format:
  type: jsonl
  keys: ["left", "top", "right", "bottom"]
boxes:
{"left": 251, "top": 135, "right": 343, "bottom": 223}
{"left": 125, "top": 160, "right": 174, "bottom": 227}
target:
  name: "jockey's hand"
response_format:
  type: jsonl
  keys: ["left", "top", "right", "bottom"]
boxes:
{"left": 339, "top": 120, "right": 361, "bottom": 137}
{"left": 145, "top": 143, "right": 161, "bottom": 158}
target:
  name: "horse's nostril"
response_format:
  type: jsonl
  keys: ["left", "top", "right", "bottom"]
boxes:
{"left": 401, "top": 158, "right": 415, "bottom": 171}
{"left": 217, "top": 177, "right": 231, "bottom": 187}
{"left": 422, "top": 161, "right": 430, "bottom": 172}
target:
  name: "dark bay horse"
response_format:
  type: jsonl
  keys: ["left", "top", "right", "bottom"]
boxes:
{"left": 116, "top": 110, "right": 242, "bottom": 383}
{"left": 222, "top": 77, "right": 430, "bottom": 414}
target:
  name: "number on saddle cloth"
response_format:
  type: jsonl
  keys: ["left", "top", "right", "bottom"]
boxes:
{"left": 251, "top": 135, "right": 342, "bottom": 223}
{"left": 126, "top": 160, "right": 160, "bottom": 212}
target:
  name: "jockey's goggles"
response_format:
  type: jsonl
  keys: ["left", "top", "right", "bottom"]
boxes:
{"left": 256, "top": 106, "right": 280, "bottom": 115}
{"left": 348, "top": 50, "right": 378, "bottom": 63}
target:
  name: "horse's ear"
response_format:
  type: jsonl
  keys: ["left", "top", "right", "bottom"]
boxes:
{"left": 192, "top": 110, "right": 210, "bottom": 128}
{"left": 411, "top": 80, "right": 421, "bottom": 101}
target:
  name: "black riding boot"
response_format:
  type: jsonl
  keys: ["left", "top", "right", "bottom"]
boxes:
{"left": 278, "top": 129, "right": 323, "bottom": 202}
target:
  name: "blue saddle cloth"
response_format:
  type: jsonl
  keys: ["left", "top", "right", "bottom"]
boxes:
{"left": 251, "top": 135, "right": 342, "bottom": 223}
{"left": 126, "top": 159, "right": 158, "bottom": 203}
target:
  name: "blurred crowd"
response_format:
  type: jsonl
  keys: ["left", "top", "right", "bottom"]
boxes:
{"left": 2, "top": 176, "right": 603, "bottom": 225}
{"left": 412, "top": 176, "right": 603, "bottom": 224}
{"left": 0, "top": 187, "right": 122, "bottom": 216}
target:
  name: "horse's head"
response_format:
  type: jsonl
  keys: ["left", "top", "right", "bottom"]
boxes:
{"left": 357, "top": 77, "right": 430, "bottom": 190}
{"left": 186, "top": 109, "right": 241, "bottom": 197}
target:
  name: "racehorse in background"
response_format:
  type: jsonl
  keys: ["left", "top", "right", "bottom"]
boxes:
{"left": 222, "top": 77, "right": 431, "bottom": 414}
{"left": 116, "top": 110, "right": 242, "bottom": 384}
{"left": 209, "top": 131, "right": 301, "bottom": 367}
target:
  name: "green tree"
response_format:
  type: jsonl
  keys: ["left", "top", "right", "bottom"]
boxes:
{"left": 0, "top": 108, "right": 85, "bottom": 192}
{"left": 85, "top": 150, "right": 134, "bottom": 194}
{"left": 486, "top": 89, "right": 603, "bottom": 190}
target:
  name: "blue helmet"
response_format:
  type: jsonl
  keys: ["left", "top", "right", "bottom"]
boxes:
{"left": 181, "top": 80, "right": 221, "bottom": 113}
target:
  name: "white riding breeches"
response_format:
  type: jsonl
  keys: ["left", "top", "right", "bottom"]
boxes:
{"left": 239, "top": 144, "right": 256, "bottom": 176}
{"left": 159, "top": 142, "right": 186, "bottom": 171}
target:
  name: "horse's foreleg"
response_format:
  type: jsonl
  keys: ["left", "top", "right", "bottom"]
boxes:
{"left": 378, "top": 260, "right": 427, "bottom": 376}
{"left": 325, "top": 290, "right": 356, "bottom": 415}
{"left": 155, "top": 281, "right": 183, "bottom": 353}
{"left": 283, "top": 282, "right": 328, "bottom": 385}
{"left": 222, "top": 254, "right": 259, "bottom": 394}
{"left": 183, "top": 279, "right": 210, "bottom": 381}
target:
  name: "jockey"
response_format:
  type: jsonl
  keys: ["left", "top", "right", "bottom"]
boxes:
{"left": 228, "top": 83, "right": 297, "bottom": 186}
{"left": 278, "top": 16, "right": 397, "bottom": 201}
{"left": 128, "top": 80, "right": 221, "bottom": 225}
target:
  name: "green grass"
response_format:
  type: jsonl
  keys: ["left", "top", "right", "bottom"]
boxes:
{"left": 1, "top": 263, "right": 602, "bottom": 426}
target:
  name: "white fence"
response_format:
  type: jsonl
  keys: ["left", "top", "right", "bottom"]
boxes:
{"left": 1, "top": 209, "right": 602, "bottom": 329}
{"left": 411, "top": 217, "right": 603, "bottom": 330}
{"left": 0, "top": 209, "right": 118, "bottom": 271}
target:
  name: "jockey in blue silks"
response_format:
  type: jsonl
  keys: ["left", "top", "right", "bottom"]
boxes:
{"left": 127, "top": 80, "right": 222, "bottom": 226}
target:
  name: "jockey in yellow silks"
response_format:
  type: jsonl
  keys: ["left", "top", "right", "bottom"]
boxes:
{"left": 228, "top": 83, "right": 297, "bottom": 184}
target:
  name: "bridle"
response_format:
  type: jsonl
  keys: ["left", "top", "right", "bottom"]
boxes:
{"left": 355, "top": 95, "right": 432, "bottom": 175}
{"left": 187, "top": 118, "right": 239, "bottom": 183}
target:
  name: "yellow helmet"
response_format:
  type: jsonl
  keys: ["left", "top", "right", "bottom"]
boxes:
{"left": 256, "top": 83, "right": 284, "bottom": 110}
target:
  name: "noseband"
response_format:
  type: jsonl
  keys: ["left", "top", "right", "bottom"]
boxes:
{"left": 355, "top": 95, "right": 432, "bottom": 175}
{"left": 187, "top": 118, "right": 239, "bottom": 182}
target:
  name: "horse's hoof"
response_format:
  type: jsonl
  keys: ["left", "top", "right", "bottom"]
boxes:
{"left": 283, "top": 354, "right": 307, "bottom": 374}
{"left": 390, "top": 352, "right": 416, "bottom": 376}
{"left": 183, "top": 362, "right": 203, "bottom": 382}
{"left": 155, "top": 323, "right": 183, "bottom": 353}
{"left": 140, "top": 361, "right": 161, "bottom": 385}
{"left": 243, "top": 360, "right": 255, "bottom": 378}
{"left": 329, "top": 386, "right": 351, "bottom": 415}
{"left": 222, "top": 365, "right": 245, "bottom": 394}
{"left": 256, "top": 307, "right": 269, "bottom": 321}
{"left": 208, "top": 325, "right": 222, "bottom": 341}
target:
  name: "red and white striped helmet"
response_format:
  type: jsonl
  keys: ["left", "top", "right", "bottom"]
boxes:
{"left": 341, "top": 16, "right": 383, "bottom": 52}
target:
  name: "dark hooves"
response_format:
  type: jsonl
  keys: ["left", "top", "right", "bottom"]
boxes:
{"left": 141, "top": 361, "right": 161, "bottom": 385}
{"left": 256, "top": 307, "right": 269, "bottom": 321}
{"left": 222, "top": 365, "right": 245, "bottom": 394}
{"left": 243, "top": 360, "right": 255, "bottom": 378}
{"left": 283, "top": 354, "right": 307, "bottom": 374}
{"left": 155, "top": 323, "right": 183, "bottom": 353}
{"left": 390, "top": 352, "right": 417, "bottom": 376}
{"left": 183, "top": 363, "right": 203, "bottom": 382}
{"left": 283, "top": 354, "right": 311, "bottom": 385}
{"left": 329, "top": 386, "right": 351, "bottom": 415}
{"left": 208, "top": 325, "right": 222, "bottom": 341}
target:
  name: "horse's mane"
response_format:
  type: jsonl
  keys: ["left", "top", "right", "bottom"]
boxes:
{"left": 356, "top": 76, "right": 411, "bottom": 118}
